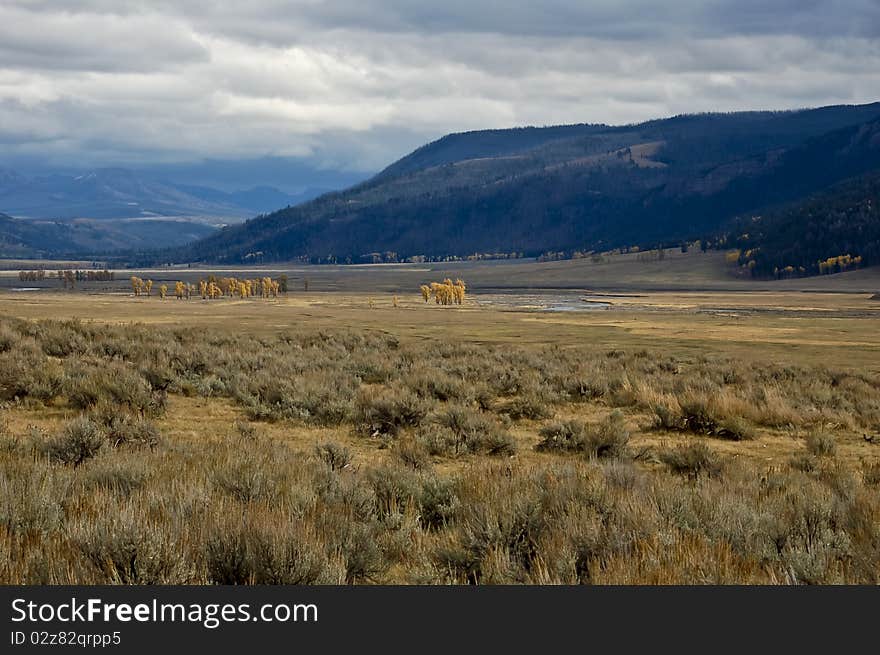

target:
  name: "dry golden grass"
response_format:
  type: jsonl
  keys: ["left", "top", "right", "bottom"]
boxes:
{"left": 0, "top": 284, "right": 878, "bottom": 585}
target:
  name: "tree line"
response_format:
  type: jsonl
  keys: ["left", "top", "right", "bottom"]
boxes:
{"left": 18, "top": 269, "right": 114, "bottom": 285}
{"left": 129, "top": 275, "right": 288, "bottom": 300}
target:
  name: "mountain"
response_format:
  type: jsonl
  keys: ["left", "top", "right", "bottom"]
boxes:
{"left": 0, "top": 168, "right": 250, "bottom": 221}
{"left": 0, "top": 210, "right": 218, "bottom": 258}
{"left": 171, "top": 102, "right": 880, "bottom": 265}
{"left": 0, "top": 167, "right": 342, "bottom": 256}
{"left": 169, "top": 184, "right": 331, "bottom": 215}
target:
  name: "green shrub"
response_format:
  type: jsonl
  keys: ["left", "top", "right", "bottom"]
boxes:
{"left": 213, "top": 458, "right": 280, "bottom": 503}
{"left": 418, "top": 477, "right": 459, "bottom": 529}
{"left": 659, "top": 442, "right": 724, "bottom": 479}
{"left": 355, "top": 387, "right": 428, "bottom": 437}
{"left": 43, "top": 417, "right": 104, "bottom": 467}
{"left": 93, "top": 410, "right": 160, "bottom": 449}
{"left": 431, "top": 406, "right": 516, "bottom": 456}
{"left": 536, "top": 411, "right": 629, "bottom": 459}
{"left": 394, "top": 439, "right": 431, "bottom": 470}
{"left": 654, "top": 399, "right": 755, "bottom": 440}
{"left": 315, "top": 442, "right": 352, "bottom": 471}
{"left": 204, "top": 525, "right": 344, "bottom": 585}
{"left": 73, "top": 515, "right": 189, "bottom": 584}
{"left": 536, "top": 420, "right": 587, "bottom": 452}
{"left": 499, "top": 393, "right": 553, "bottom": 421}
{"left": 716, "top": 416, "right": 756, "bottom": 441}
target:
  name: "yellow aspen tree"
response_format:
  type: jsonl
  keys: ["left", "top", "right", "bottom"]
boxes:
{"left": 159, "top": 284, "right": 167, "bottom": 300}
{"left": 454, "top": 279, "right": 466, "bottom": 304}
{"left": 392, "top": 295, "right": 399, "bottom": 308}
{"left": 144, "top": 279, "right": 153, "bottom": 296}
{"left": 130, "top": 276, "right": 142, "bottom": 297}
{"left": 419, "top": 285, "right": 431, "bottom": 302}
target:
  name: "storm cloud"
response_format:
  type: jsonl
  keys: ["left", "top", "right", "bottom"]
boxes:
{"left": 1, "top": 1, "right": 878, "bottom": 172}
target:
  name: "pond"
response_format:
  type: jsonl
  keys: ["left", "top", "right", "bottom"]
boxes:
{"left": 472, "top": 292, "right": 612, "bottom": 312}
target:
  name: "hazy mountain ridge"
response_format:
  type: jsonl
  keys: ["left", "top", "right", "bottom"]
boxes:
{"left": 0, "top": 167, "right": 342, "bottom": 256}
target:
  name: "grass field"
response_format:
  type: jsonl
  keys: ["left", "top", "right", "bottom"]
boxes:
{"left": 1, "top": 255, "right": 879, "bottom": 584}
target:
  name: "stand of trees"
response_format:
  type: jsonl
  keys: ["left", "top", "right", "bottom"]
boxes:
{"left": 129, "top": 275, "right": 286, "bottom": 301}
{"left": 420, "top": 279, "right": 466, "bottom": 305}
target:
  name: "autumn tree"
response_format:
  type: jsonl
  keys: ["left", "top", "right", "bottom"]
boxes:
{"left": 453, "top": 278, "right": 466, "bottom": 304}
{"left": 144, "top": 279, "right": 153, "bottom": 296}
{"left": 130, "top": 276, "right": 144, "bottom": 297}
{"left": 159, "top": 284, "right": 168, "bottom": 300}
{"left": 424, "top": 278, "right": 466, "bottom": 306}
{"left": 174, "top": 281, "right": 185, "bottom": 300}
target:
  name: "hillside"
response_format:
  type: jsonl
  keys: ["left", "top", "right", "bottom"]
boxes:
{"left": 729, "top": 170, "right": 880, "bottom": 278}
{"left": 167, "top": 102, "right": 880, "bottom": 265}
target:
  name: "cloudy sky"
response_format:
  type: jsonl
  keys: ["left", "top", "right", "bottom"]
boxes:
{"left": 1, "top": 1, "right": 879, "bottom": 175}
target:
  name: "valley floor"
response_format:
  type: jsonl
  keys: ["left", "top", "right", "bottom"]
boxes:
{"left": 1, "top": 256, "right": 879, "bottom": 584}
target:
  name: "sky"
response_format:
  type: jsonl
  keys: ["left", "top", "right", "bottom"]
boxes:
{"left": 1, "top": 1, "right": 879, "bottom": 176}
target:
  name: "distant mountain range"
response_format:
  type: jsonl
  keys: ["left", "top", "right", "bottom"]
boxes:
{"left": 166, "top": 102, "right": 880, "bottom": 269}
{"left": 0, "top": 167, "right": 340, "bottom": 256}
{"left": 6, "top": 101, "right": 880, "bottom": 273}
{"left": 0, "top": 166, "right": 336, "bottom": 221}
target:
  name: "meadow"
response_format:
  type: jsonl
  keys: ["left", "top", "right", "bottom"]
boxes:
{"left": 1, "top": 254, "right": 879, "bottom": 584}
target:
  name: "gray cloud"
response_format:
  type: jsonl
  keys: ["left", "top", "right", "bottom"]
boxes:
{"left": 1, "top": 2, "right": 878, "bottom": 173}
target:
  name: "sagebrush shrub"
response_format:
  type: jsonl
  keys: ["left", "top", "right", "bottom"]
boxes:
{"left": 315, "top": 442, "right": 352, "bottom": 471}
{"left": 536, "top": 411, "right": 629, "bottom": 459}
{"left": 805, "top": 432, "right": 837, "bottom": 457}
{"left": 355, "top": 387, "right": 428, "bottom": 437}
{"left": 43, "top": 417, "right": 104, "bottom": 467}
{"left": 659, "top": 442, "right": 724, "bottom": 479}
